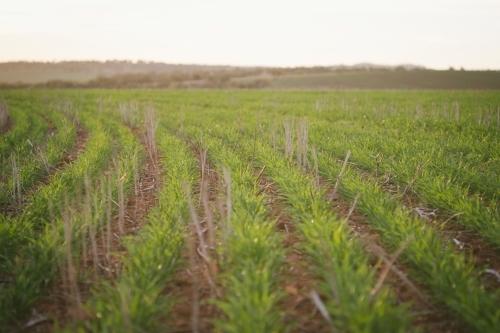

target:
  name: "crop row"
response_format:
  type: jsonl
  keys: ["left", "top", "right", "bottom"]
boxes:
{"left": 242, "top": 113, "right": 500, "bottom": 332}
{"left": 190, "top": 130, "right": 285, "bottom": 332}
{"left": 85, "top": 117, "right": 286, "bottom": 332}
{"left": 0, "top": 99, "right": 79, "bottom": 210}
{"left": 163, "top": 91, "right": 500, "bottom": 331}
{"left": 175, "top": 114, "right": 413, "bottom": 331}
{"left": 306, "top": 121, "right": 500, "bottom": 251}
{"left": 0, "top": 98, "right": 143, "bottom": 330}
{"left": 1, "top": 90, "right": 499, "bottom": 333}
{"left": 80, "top": 129, "right": 191, "bottom": 332}
{"left": 250, "top": 115, "right": 500, "bottom": 331}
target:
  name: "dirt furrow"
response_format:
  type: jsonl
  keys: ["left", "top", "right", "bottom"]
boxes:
{"left": 0, "top": 113, "right": 13, "bottom": 135}
{"left": 86, "top": 128, "right": 161, "bottom": 278}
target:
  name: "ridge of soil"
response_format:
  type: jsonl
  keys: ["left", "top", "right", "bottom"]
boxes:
{"left": 164, "top": 142, "right": 221, "bottom": 332}
{"left": 23, "top": 127, "right": 161, "bottom": 332}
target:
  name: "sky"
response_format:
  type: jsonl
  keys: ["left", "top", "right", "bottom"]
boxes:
{"left": 1, "top": 0, "right": 499, "bottom": 69}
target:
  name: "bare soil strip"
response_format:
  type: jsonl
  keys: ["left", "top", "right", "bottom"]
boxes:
{"left": 0, "top": 113, "right": 13, "bottom": 135}
{"left": 164, "top": 142, "right": 221, "bottom": 332}
{"left": 258, "top": 174, "right": 330, "bottom": 332}
{"left": 323, "top": 182, "right": 465, "bottom": 333}
{"left": 24, "top": 128, "right": 160, "bottom": 332}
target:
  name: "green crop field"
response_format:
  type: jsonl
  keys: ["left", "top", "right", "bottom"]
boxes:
{"left": 0, "top": 89, "right": 499, "bottom": 333}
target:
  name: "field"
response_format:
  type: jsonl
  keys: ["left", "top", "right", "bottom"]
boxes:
{"left": 0, "top": 89, "right": 500, "bottom": 333}
{"left": 271, "top": 71, "right": 500, "bottom": 90}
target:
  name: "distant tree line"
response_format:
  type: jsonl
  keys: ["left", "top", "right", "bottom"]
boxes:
{"left": 0, "top": 68, "right": 272, "bottom": 89}
{"left": 0, "top": 60, "right": 233, "bottom": 74}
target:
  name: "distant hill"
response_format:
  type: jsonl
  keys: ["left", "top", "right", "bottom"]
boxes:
{"left": 0, "top": 61, "right": 237, "bottom": 84}
{"left": 0, "top": 61, "right": 499, "bottom": 89}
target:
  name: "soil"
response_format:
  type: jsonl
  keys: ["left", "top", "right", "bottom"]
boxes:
{"left": 0, "top": 113, "right": 13, "bottom": 135}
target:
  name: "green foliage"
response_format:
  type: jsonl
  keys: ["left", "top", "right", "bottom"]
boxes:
{"left": 0, "top": 92, "right": 142, "bottom": 329}
{"left": 323, "top": 158, "right": 500, "bottom": 332}
{"left": 2, "top": 89, "right": 499, "bottom": 332}
{"left": 85, "top": 134, "right": 195, "bottom": 332}
{"left": 196, "top": 134, "right": 285, "bottom": 333}
{"left": 240, "top": 138, "right": 411, "bottom": 333}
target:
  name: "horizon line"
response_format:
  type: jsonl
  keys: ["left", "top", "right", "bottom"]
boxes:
{"left": 1, "top": 59, "right": 499, "bottom": 71}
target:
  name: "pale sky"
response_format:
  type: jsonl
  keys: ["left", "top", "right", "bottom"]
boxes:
{"left": 1, "top": 0, "right": 499, "bottom": 69}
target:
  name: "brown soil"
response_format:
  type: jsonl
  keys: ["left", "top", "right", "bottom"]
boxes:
{"left": 164, "top": 142, "right": 221, "bottom": 332}
{"left": 259, "top": 174, "right": 331, "bottom": 332}
{"left": 323, "top": 181, "right": 464, "bottom": 333}
{"left": 0, "top": 113, "right": 13, "bottom": 135}
{"left": 22, "top": 128, "right": 161, "bottom": 332}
